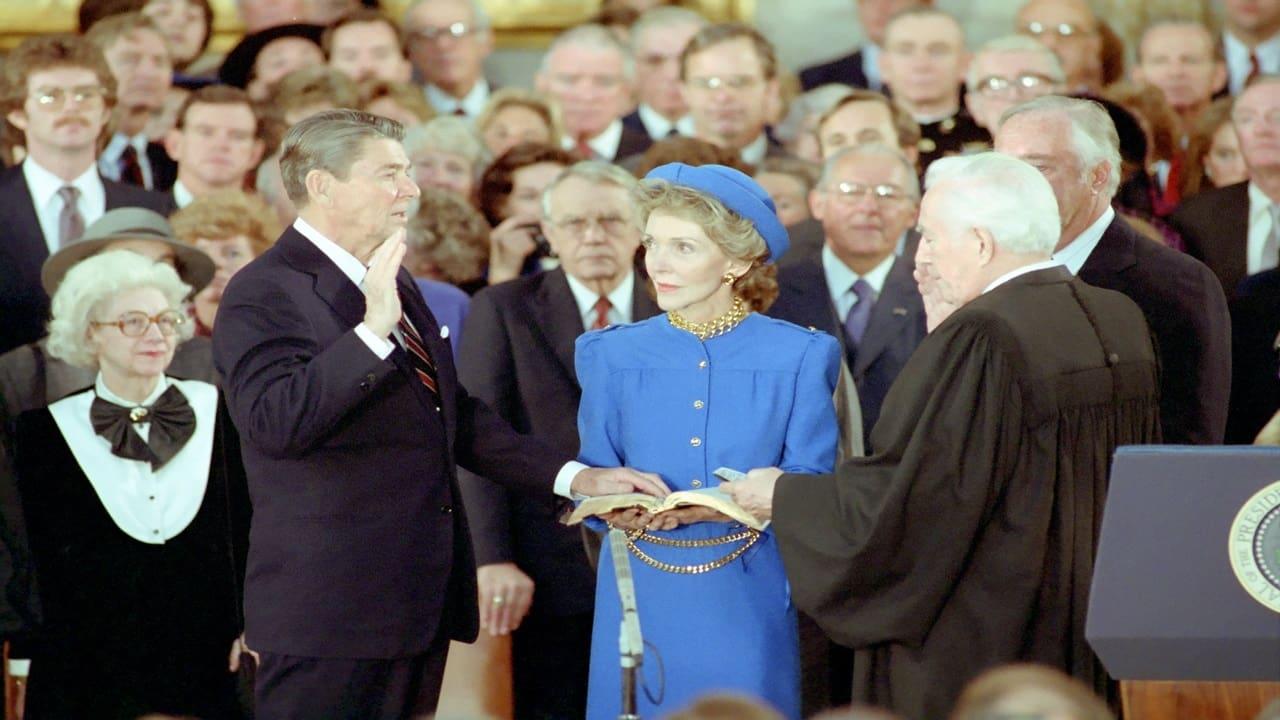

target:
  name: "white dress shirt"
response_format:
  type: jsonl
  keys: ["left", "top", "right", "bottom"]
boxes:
{"left": 637, "top": 104, "right": 694, "bottom": 140}
{"left": 1052, "top": 206, "right": 1114, "bottom": 275}
{"left": 1246, "top": 182, "right": 1280, "bottom": 276}
{"left": 172, "top": 179, "right": 195, "bottom": 209}
{"left": 1224, "top": 30, "right": 1280, "bottom": 95}
{"left": 293, "top": 218, "right": 586, "bottom": 498}
{"left": 983, "top": 259, "right": 1062, "bottom": 294}
{"left": 565, "top": 271, "right": 635, "bottom": 330}
{"left": 99, "top": 132, "right": 154, "bottom": 189}
{"left": 425, "top": 78, "right": 491, "bottom": 118}
{"left": 822, "top": 245, "right": 894, "bottom": 321}
{"left": 22, "top": 158, "right": 106, "bottom": 254}
{"left": 739, "top": 132, "right": 770, "bottom": 166}
{"left": 861, "top": 43, "right": 883, "bottom": 91}
{"left": 562, "top": 119, "right": 625, "bottom": 161}
{"left": 48, "top": 376, "right": 217, "bottom": 544}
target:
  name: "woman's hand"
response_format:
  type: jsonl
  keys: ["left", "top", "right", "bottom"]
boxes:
{"left": 477, "top": 562, "right": 535, "bottom": 636}
{"left": 600, "top": 507, "right": 653, "bottom": 531}
{"left": 488, "top": 215, "right": 541, "bottom": 285}
{"left": 647, "top": 506, "right": 732, "bottom": 531}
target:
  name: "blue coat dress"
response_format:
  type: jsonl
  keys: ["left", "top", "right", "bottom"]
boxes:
{"left": 576, "top": 312, "right": 840, "bottom": 719}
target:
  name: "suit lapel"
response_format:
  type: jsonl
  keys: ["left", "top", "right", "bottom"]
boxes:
{"left": 530, "top": 269, "right": 587, "bottom": 381}
{"left": 0, "top": 167, "right": 50, "bottom": 270}
{"left": 851, "top": 255, "right": 918, "bottom": 378}
{"left": 277, "top": 228, "right": 367, "bottom": 330}
{"left": 779, "top": 261, "right": 844, "bottom": 341}
{"left": 1078, "top": 216, "right": 1138, "bottom": 290}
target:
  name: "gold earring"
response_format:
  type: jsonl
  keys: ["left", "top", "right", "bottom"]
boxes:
{"left": 722, "top": 272, "right": 736, "bottom": 286}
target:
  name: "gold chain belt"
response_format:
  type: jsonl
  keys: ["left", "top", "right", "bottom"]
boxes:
{"left": 620, "top": 527, "right": 762, "bottom": 574}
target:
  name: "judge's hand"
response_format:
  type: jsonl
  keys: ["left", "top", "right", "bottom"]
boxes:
{"left": 601, "top": 507, "right": 653, "bottom": 531}
{"left": 573, "top": 467, "right": 669, "bottom": 499}
{"left": 228, "top": 632, "right": 259, "bottom": 672}
{"left": 647, "top": 506, "right": 732, "bottom": 531}
{"left": 362, "top": 228, "right": 408, "bottom": 338}
{"left": 723, "top": 467, "right": 782, "bottom": 521}
{"left": 488, "top": 216, "right": 541, "bottom": 285}
{"left": 477, "top": 562, "right": 534, "bottom": 636}
{"left": 913, "top": 260, "right": 957, "bottom": 332}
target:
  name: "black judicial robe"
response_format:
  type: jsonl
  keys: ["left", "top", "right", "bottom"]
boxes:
{"left": 773, "top": 268, "right": 1161, "bottom": 720}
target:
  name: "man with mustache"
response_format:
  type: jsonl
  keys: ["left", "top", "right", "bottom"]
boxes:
{"left": 0, "top": 34, "right": 175, "bottom": 356}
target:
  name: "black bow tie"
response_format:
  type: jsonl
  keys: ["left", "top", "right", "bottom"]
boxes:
{"left": 90, "top": 384, "right": 196, "bottom": 470}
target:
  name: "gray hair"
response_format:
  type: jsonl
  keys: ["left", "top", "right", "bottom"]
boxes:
{"left": 819, "top": 143, "right": 921, "bottom": 199}
{"left": 279, "top": 109, "right": 404, "bottom": 207}
{"left": 965, "top": 34, "right": 1066, "bottom": 91}
{"left": 774, "top": 83, "right": 855, "bottom": 143}
{"left": 47, "top": 250, "right": 194, "bottom": 370}
{"left": 630, "top": 6, "right": 708, "bottom": 54}
{"left": 999, "top": 95, "right": 1123, "bottom": 198}
{"left": 541, "top": 160, "right": 640, "bottom": 218}
{"left": 924, "top": 152, "right": 1060, "bottom": 256}
{"left": 541, "top": 23, "right": 636, "bottom": 81}
{"left": 401, "top": 0, "right": 490, "bottom": 30}
{"left": 403, "top": 115, "right": 486, "bottom": 167}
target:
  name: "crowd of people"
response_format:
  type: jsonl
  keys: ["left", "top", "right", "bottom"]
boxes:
{"left": 0, "top": 0, "right": 1277, "bottom": 719}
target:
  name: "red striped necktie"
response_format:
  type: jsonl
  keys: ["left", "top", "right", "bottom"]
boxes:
{"left": 398, "top": 313, "right": 439, "bottom": 398}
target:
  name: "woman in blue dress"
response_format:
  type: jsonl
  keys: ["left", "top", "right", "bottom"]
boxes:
{"left": 576, "top": 163, "right": 841, "bottom": 719}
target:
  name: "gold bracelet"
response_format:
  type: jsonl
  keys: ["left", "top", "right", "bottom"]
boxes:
{"left": 623, "top": 529, "right": 761, "bottom": 575}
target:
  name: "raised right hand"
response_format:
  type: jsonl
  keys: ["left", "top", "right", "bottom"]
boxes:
{"left": 362, "top": 229, "right": 407, "bottom": 338}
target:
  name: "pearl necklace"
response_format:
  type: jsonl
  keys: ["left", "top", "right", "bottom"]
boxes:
{"left": 668, "top": 296, "right": 748, "bottom": 341}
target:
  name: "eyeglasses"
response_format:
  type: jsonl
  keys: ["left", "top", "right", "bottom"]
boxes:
{"left": 975, "top": 73, "right": 1056, "bottom": 95}
{"left": 687, "top": 75, "right": 762, "bottom": 91}
{"left": 90, "top": 310, "right": 186, "bottom": 337}
{"left": 30, "top": 85, "right": 105, "bottom": 109}
{"left": 1021, "top": 21, "right": 1095, "bottom": 39}
{"left": 1233, "top": 109, "right": 1280, "bottom": 128}
{"left": 409, "top": 22, "right": 478, "bottom": 43}
{"left": 552, "top": 214, "right": 632, "bottom": 236}
{"left": 827, "top": 181, "right": 912, "bottom": 203}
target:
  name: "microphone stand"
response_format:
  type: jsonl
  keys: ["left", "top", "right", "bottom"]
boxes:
{"left": 609, "top": 528, "right": 644, "bottom": 720}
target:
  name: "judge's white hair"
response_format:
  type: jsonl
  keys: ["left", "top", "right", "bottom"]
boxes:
{"left": 47, "top": 251, "right": 193, "bottom": 370}
{"left": 924, "top": 152, "right": 1060, "bottom": 257}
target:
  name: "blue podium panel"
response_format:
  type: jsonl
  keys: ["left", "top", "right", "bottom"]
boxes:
{"left": 1087, "top": 446, "right": 1280, "bottom": 681}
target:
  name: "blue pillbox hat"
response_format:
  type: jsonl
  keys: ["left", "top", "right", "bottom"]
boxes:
{"left": 644, "top": 163, "right": 790, "bottom": 263}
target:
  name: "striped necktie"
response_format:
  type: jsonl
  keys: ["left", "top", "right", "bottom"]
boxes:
{"left": 398, "top": 311, "right": 439, "bottom": 398}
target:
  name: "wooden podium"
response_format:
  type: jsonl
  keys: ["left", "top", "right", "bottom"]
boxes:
{"left": 1087, "top": 447, "right": 1280, "bottom": 720}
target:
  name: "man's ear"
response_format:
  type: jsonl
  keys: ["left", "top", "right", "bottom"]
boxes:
{"left": 808, "top": 187, "right": 826, "bottom": 223}
{"left": 304, "top": 168, "right": 332, "bottom": 206}
{"left": 163, "top": 128, "right": 183, "bottom": 162}
{"left": 973, "top": 226, "right": 997, "bottom": 265}
{"left": 6, "top": 109, "right": 28, "bottom": 133}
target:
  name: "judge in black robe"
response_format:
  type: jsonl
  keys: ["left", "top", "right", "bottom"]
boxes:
{"left": 728, "top": 153, "right": 1162, "bottom": 720}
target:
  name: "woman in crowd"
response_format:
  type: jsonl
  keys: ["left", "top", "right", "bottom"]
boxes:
{"left": 170, "top": 190, "right": 281, "bottom": 335}
{"left": 10, "top": 251, "right": 249, "bottom": 719}
{"left": 477, "top": 142, "right": 576, "bottom": 284}
{"left": 1181, "top": 96, "right": 1248, "bottom": 200}
{"left": 359, "top": 79, "right": 436, "bottom": 129}
{"left": 406, "top": 187, "right": 493, "bottom": 296}
{"left": 756, "top": 157, "right": 820, "bottom": 227}
{"left": 476, "top": 88, "right": 563, "bottom": 159}
{"left": 405, "top": 115, "right": 486, "bottom": 203}
{"left": 577, "top": 163, "right": 839, "bottom": 719}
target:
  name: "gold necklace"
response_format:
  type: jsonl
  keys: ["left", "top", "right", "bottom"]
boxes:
{"left": 668, "top": 296, "right": 748, "bottom": 341}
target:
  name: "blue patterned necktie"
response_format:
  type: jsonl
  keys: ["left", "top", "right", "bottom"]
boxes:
{"left": 844, "top": 279, "right": 876, "bottom": 348}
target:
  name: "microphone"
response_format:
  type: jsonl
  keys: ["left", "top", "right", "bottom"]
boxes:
{"left": 608, "top": 529, "right": 644, "bottom": 660}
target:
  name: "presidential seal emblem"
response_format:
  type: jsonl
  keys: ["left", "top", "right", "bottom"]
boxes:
{"left": 1229, "top": 480, "right": 1280, "bottom": 613}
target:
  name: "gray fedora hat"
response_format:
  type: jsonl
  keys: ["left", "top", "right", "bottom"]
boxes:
{"left": 41, "top": 208, "right": 216, "bottom": 296}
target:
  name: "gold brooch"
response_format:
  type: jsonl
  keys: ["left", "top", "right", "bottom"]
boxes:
{"left": 129, "top": 407, "right": 149, "bottom": 422}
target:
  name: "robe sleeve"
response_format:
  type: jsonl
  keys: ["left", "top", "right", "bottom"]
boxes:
{"left": 773, "top": 313, "right": 1026, "bottom": 648}
{"left": 778, "top": 332, "right": 841, "bottom": 475}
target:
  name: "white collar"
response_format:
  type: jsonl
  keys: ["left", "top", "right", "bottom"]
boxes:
{"left": 822, "top": 244, "right": 895, "bottom": 297}
{"left": 172, "top": 179, "right": 195, "bottom": 208}
{"left": 861, "top": 43, "right": 883, "bottom": 89}
{"left": 564, "top": 270, "right": 636, "bottom": 327}
{"left": 983, "top": 259, "right": 1062, "bottom": 294}
{"left": 22, "top": 157, "right": 101, "bottom": 211}
{"left": 1224, "top": 30, "right": 1280, "bottom": 94}
{"left": 637, "top": 104, "right": 693, "bottom": 139}
{"left": 1248, "top": 180, "right": 1277, "bottom": 221}
{"left": 739, "top": 132, "right": 769, "bottom": 165}
{"left": 425, "top": 78, "right": 490, "bottom": 118}
{"left": 561, "top": 119, "right": 626, "bottom": 161}
{"left": 1052, "top": 205, "right": 1114, "bottom": 275}
{"left": 293, "top": 216, "right": 369, "bottom": 288}
{"left": 103, "top": 132, "right": 149, "bottom": 160}
{"left": 96, "top": 373, "right": 170, "bottom": 409}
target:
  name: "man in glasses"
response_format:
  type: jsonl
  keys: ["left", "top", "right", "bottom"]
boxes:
{"left": 879, "top": 7, "right": 988, "bottom": 172}
{"left": 0, "top": 35, "right": 175, "bottom": 357}
{"left": 964, "top": 35, "right": 1065, "bottom": 133}
{"left": 622, "top": 6, "right": 707, "bottom": 142}
{"left": 1015, "top": 0, "right": 1103, "bottom": 93}
{"left": 680, "top": 23, "right": 787, "bottom": 165}
{"left": 402, "top": 0, "right": 495, "bottom": 118}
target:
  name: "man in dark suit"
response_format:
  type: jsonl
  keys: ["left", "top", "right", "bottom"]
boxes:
{"left": 86, "top": 13, "right": 178, "bottom": 192}
{"left": 622, "top": 6, "right": 706, "bottom": 142}
{"left": 997, "top": 95, "right": 1231, "bottom": 444}
{"left": 798, "top": 0, "right": 931, "bottom": 91}
{"left": 212, "top": 110, "right": 661, "bottom": 719}
{"left": 1170, "top": 77, "right": 1280, "bottom": 297}
{"left": 770, "top": 144, "right": 925, "bottom": 456}
{"left": 538, "top": 24, "right": 652, "bottom": 162}
{"left": 457, "top": 161, "right": 659, "bottom": 719}
{"left": 0, "top": 35, "right": 177, "bottom": 356}
{"left": 161, "top": 85, "right": 265, "bottom": 209}
{"left": 402, "top": 0, "right": 497, "bottom": 119}
{"left": 1227, "top": 269, "right": 1280, "bottom": 442}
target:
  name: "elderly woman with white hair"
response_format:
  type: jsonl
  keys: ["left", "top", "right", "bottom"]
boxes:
{"left": 10, "top": 251, "right": 249, "bottom": 720}
{"left": 404, "top": 115, "right": 487, "bottom": 204}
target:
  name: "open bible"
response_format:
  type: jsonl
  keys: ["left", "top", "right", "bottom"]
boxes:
{"left": 565, "top": 468, "right": 766, "bottom": 531}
